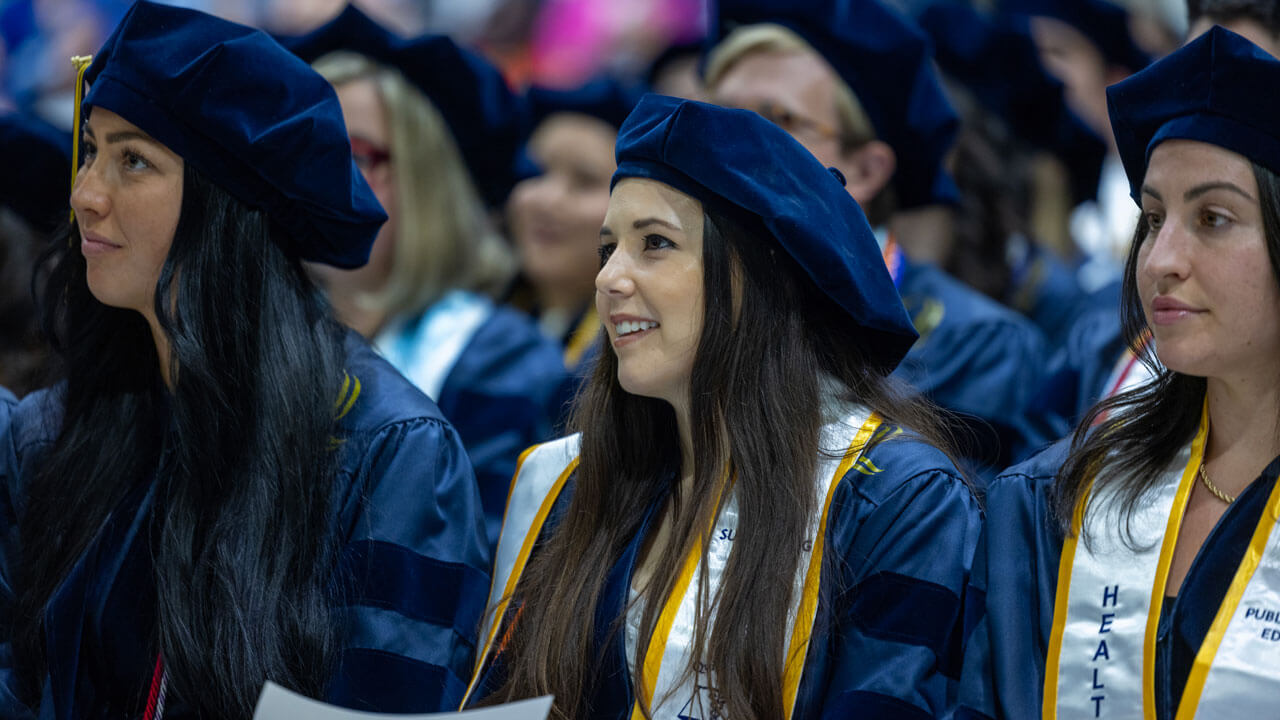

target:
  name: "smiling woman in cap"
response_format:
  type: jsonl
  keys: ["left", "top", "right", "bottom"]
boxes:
{"left": 0, "top": 2, "right": 490, "bottom": 718}
{"left": 958, "top": 26, "right": 1280, "bottom": 720}
{"left": 462, "top": 94, "right": 980, "bottom": 720}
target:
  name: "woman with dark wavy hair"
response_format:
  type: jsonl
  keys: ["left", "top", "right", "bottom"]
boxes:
{"left": 0, "top": 3, "right": 489, "bottom": 719}
{"left": 463, "top": 95, "right": 980, "bottom": 720}
{"left": 957, "top": 27, "right": 1280, "bottom": 720}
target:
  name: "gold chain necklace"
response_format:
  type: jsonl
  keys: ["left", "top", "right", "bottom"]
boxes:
{"left": 1198, "top": 463, "right": 1236, "bottom": 504}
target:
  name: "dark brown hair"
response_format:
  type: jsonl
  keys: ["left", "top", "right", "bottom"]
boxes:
{"left": 482, "top": 204, "right": 954, "bottom": 720}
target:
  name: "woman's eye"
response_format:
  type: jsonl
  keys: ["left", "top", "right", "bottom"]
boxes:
{"left": 122, "top": 149, "right": 150, "bottom": 171}
{"left": 598, "top": 242, "right": 616, "bottom": 267}
{"left": 643, "top": 234, "right": 674, "bottom": 251}
{"left": 1143, "top": 211, "right": 1164, "bottom": 231}
{"left": 81, "top": 140, "right": 97, "bottom": 163}
{"left": 570, "top": 170, "right": 605, "bottom": 193}
{"left": 1200, "top": 210, "right": 1229, "bottom": 229}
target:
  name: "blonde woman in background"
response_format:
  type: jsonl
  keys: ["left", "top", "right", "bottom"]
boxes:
{"left": 289, "top": 7, "right": 569, "bottom": 549}
{"left": 504, "top": 77, "right": 644, "bottom": 377}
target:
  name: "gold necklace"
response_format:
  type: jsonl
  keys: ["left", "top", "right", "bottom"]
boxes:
{"left": 1198, "top": 463, "right": 1236, "bottom": 505}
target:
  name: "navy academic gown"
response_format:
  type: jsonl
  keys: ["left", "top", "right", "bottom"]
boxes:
{"left": 892, "top": 258, "right": 1051, "bottom": 473}
{"left": 1003, "top": 241, "right": 1092, "bottom": 351}
{"left": 0, "top": 335, "right": 491, "bottom": 719}
{"left": 473, "top": 428, "right": 982, "bottom": 719}
{"left": 954, "top": 440, "right": 1280, "bottom": 720}
{"left": 1029, "top": 279, "right": 1126, "bottom": 434}
{"left": 402, "top": 303, "right": 570, "bottom": 549}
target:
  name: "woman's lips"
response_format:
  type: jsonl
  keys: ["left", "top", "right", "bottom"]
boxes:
{"left": 80, "top": 232, "right": 122, "bottom": 256}
{"left": 1150, "top": 296, "right": 1204, "bottom": 325}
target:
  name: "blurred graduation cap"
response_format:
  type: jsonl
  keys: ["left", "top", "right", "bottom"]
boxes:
{"left": 0, "top": 112, "right": 70, "bottom": 234}
{"left": 1000, "top": 0, "right": 1151, "bottom": 73}
{"left": 84, "top": 0, "right": 385, "bottom": 268}
{"left": 614, "top": 94, "right": 919, "bottom": 370}
{"left": 645, "top": 37, "right": 708, "bottom": 94}
{"left": 525, "top": 75, "right": 648, "bottom": 131}
{"left": 712, "top": 0, "right": 960, "bottom": 210}
{"left": 279, "top": 4, "right": 532, "bottom": 208}
{"left": 511, "top": 75, "right": 647, "bottom": 182}
{"left": 916, "top": 0, "right": 1107, "bottom": 204}
{"left": 1109, "top": 26, "right": 1280, "bottom": 202}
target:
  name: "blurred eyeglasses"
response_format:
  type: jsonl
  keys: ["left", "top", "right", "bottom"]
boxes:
{"left": 350, "top": 136, "right": 392, "bottom": 172}
{"left": 752, "top": 101, "right": 840, "bottom": 142}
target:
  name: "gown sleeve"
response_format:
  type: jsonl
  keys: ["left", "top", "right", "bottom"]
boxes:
{"left": 0, "top": 390, "right": 37, "bottom": 719}
{"left": 810, "top": 438, "right": 982, "bottom": 720}
{"left": 435, "top": 307, "right": 568, "bottom": 549}
{"left": 953, "top": 445, "right": 1067, "bottom": 720}
{"left": 325, "top": 413, "right": 491, "bottom": 714}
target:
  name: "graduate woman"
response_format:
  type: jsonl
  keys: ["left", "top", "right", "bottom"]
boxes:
{"left": 0, "top": 3, "right": 489, "bottom": 718}
{"left": 956, "top": 27, "right": 1280, "bottom": 720}
{"left": 464, "top": 95, "right": 981, "bottom": 720}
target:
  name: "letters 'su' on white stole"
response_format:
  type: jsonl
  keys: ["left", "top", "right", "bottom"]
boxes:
{"left": 1045, "top": 400, "right": 1280, "bottom": 720}
{"left": 460, "top": 409, "right": 881, "bottom": 720}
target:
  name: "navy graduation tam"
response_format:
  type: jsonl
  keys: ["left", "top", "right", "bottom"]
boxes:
{"left": 1000, "top": 0, "right": 1150, "bottom": 73}
{"left": 0, "top": 112, "right": 71, "bottom": 233}
{"left": 279, "top": 4, "right": 531, "bottom": 208}
{"left": 82, "top": 0, "right": 386, "bottom": 269}
{"left": 714, "top": 0, "right": 960, "bottom": 210}
{"left": 916, "top": 0, "right": 1106, "bottom": 204}
{"left": 526, "top": 76, "right": 647, "bottom": 131}
{"left": 1108, "top": 26, "right": 1280, "bottom": 203}
{"left": 645, "top": 38, "right": 707, "bottom": 89}
{"left": 613, "top": 94, "right": 918, "bottom": 370}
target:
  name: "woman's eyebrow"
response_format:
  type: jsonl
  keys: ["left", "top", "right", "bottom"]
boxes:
{"left": 1184, "top": 181, "right": 1256, "bottom": 203}
{"left": 633, "top": 217, "right": 681, "bottom": 231}
{"left": 104, "top": 130, "right": 157, "bottom": 145}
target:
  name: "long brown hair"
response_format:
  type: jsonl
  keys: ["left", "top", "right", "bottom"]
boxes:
{"left": 483, "top": 205, "right": 953, "bottom": 719}
{"left": 1053, "top": 162, "right": 1280, "bottom": 541}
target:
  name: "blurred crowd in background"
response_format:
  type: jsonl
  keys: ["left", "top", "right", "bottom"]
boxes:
{"left": 0, "top": 0, "right": 1191, "bottom": 127}
{"left": 0, "top": 0, "right": 706, "bottom": 124}
{"left": 0, "top": 0, "right": 1251, "bottom": 471}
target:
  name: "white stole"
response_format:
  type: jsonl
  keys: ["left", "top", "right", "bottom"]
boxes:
{"left": 374, "top": 289, "right": 492, "bottom": 400}
{"left": 1046, "top": 402, "right": 1280, "bottom": 719}
{"left": 461, "top": 409, "right": 881, "bottom": 720}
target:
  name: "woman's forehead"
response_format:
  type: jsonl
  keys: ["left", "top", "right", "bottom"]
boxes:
{"left": 605, "top": 178, "right": 703, "bottom": 228}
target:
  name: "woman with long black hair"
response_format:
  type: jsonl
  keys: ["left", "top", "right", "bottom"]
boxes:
{"left": 464, "top": 95, "right": 981, "bottom": 720}
{"left": 0, "top": 3, "right": 489, "bottom": 718}
{"left": 956, "top": 27, "right": 1280, "bottom": 720}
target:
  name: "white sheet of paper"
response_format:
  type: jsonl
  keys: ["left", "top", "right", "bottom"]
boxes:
{"left": 252, "top": 682, "right": 552, "bottom": 720}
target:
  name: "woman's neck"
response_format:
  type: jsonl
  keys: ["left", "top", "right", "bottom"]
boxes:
{"left": 326, "top": 292, "right": 388, "bottom": 339}
{"left": 1204, "top": 373, "right": 1280, "bottom": 493}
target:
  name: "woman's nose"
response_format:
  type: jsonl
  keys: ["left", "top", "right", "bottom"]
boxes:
{"left": 69, "top": 163, "right": 109, "bottom": 222}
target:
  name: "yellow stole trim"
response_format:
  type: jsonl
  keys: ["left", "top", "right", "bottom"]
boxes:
{"left": 1175, "top": 473, "right": 1280, "bottom": 718}
{"left": 629, "top": 512, "right": 716, "bottom": 720}
{"left": 459, "top": 450, "right": 577, "bottom": 707}
{"left": 782, "top": 414, "right": 881, "bottom": 717}
{"left": 1044, "top": 403, "right": 1208, "bottom": 719}
{"left": 630, "top": 413, "right": 881, "bottom": 720}
{"left": 564, "top": 306, "right": 600, "bottom": 369}
{"left": 463, "top": 412, "right": 880, "bottom": 717}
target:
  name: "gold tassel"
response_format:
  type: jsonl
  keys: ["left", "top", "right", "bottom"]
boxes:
{"left": 68, "top": 55, "right": 93, "bottom": 226}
